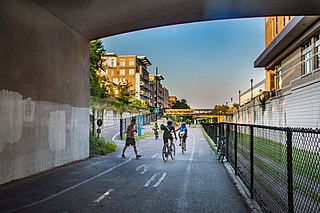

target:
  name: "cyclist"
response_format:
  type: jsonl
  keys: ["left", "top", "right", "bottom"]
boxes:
{"left": 153, "top": 122, "right": 159, "bottom": 139}
{"left": 160, "top": 120, "right": 177, "bottom": 147}
{"left": 176, "top": 122, "right": 188, "bottom": 151}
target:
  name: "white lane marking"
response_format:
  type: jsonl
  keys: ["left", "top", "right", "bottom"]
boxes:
{"left": 151, "top": 153, "right": 158, "bottom": 158}
{"left": 94, "top": 189, "right": 114, "bottom": 203}
{"left": 136, "top": 164, "right": 144, "bottom": 171}
{"left": 136, "top": 164, "right": 148, "bottom": 175}
{"left": 144, "top": 173, "right": 158, "bottom": 187}
{"left": 112, "top": 132, "right": 120, "bottom": 142}
{"left": 153, "top": 172, "right": 167, "bottom": 188}
{"left": 177, "top": 128, "right": 197, "bottom": 212}
{"left": 140, "top": 166, "right": 148, "bottom": 175}
{"left": 8, "top": 157, "right": 133, "bottom": 212}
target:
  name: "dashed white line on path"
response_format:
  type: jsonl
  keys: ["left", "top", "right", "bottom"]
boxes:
{"left": 151, "top": 153, "right": 158, "bottom": 158}
{"left": 144, "top": 173, "right": 158, "bottom": 187}
{"left": 94, "top": 189, "right": 114, "bottom": 203}
{"left": 153, "top": 172, "right": 167, "bottom": 188}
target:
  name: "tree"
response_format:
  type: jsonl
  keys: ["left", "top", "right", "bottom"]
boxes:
{"left": 172, "top": 98, "right": 190, "bottom": 109}
{"left": 90, "top": 39, "right": 107, "bottom": 98}
{"left": 212, "top": 105, "right": 230, "bottom": 115}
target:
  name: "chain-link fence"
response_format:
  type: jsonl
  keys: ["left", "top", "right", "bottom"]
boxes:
{"left": 202, "top": 122, "right": 320, "bottom": 213}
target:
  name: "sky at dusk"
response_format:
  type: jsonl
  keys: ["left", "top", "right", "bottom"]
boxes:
{"left": 103, "top": 18, "right": 265, "bottom": 108}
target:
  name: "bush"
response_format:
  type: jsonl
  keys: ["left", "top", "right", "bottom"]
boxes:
{"left": 90, "top": 134, "right": 117, "bottom": 156}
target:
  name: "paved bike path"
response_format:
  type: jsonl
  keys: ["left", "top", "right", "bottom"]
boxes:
{"left": 0, "top": 126, "right": 250, "bottom": 212}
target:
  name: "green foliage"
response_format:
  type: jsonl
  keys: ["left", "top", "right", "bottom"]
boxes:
{"left": 172, "top": 98, "right": 190, "bottom": 109}
{"left": 90, "top": 39, "right": 107, "bottom": 98}
{"left": 89, "top": 133, "right": 117, "bottom": 156}
{"left": 212, "top": 104, "right": 230, "bottom": 114}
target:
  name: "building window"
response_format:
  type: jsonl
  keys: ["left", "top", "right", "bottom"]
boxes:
{"left": 129, "top": 69, "right": 135, "bottom": 75}
{"left": 120, "top": 60, "right": 125, "bottom": 67}
{"left": 113, "top": 78, "right": 118, "bottom": 84}
{"left": 105, "top": 69, "right": 108, "bottom": 75}
{"left": 129, "top": 59, "right": 134, "bottom": 66}
{"left": 302, "top": 40, "right": 312, "bottom": 75}
{"left": 110, "top": 70, "right": 114, "bottom": 76}
{"left": 315, "top": 34, "right": 320, "bottom": 70}
{"left": 276, "top": 65, "right": 282, "bottom": 90}
{"left": 120, "top": 69, "right": 125, "bottom": 75}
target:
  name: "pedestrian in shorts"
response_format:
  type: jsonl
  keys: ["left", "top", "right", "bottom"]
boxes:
{"left": 122, "top": 118, "right": 142, "bottom": 160}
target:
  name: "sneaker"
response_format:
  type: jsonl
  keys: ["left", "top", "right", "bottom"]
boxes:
{"left": 121, "top": 154, "right": 126, "bottom": 158}
{"left": 136, "top": 155, "right": 142, "bottom": 159}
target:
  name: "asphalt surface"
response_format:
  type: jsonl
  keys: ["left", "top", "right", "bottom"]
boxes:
{"left": 0, "top": 126, "right": 250, "bottom": 213}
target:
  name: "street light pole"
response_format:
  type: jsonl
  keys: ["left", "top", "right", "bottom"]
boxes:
{"left": 250, "top": 79, "right": 253, "bottom": 100}
{"left": 155, "top": 67, "right": 158, "bottom": 123}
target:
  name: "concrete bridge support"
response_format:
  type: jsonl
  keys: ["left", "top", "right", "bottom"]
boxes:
{"left": 0, "top": 0, "right": 89, "bottom": 185}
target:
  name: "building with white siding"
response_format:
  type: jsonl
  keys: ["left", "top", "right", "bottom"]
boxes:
{"left": 235, "top": 16, "right": 320, "bottom": 128}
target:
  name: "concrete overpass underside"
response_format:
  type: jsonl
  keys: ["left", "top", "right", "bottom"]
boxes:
{"left": 1, "top": 0, "right": 319, "bottom": 184}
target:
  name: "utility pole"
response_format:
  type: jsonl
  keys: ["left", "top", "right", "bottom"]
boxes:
{"left": 155, "top": 67, "right": 158, "bottom": 123}
{"left": 239, "top": 90, "right": 241, "bottom": 105}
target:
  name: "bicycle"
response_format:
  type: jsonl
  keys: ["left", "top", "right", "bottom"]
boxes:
{"left": 153, "top": 128, "right": 159, "bottom": 140}
{"left": 179, "top": 132, "right": 186, "bottom": 154}
{"left": 162, "top": 140, "right": 175, "bottom": 162}
{"left": 216, "top": 135, "right": 226, "bottom": 162}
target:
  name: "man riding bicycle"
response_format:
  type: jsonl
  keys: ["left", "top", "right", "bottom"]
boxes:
{"left": 160, "top": 120, "right": 177, "bottom": 146}
{"left": 176, "top": 122, "right": 187, "bottom": 151}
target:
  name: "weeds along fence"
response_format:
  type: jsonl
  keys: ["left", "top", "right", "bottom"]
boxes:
{"left": 202, "top": 122, "right": 320, "bottom": 213}
{"left": 120, "top": 113, "right": 160, "bottom": 139}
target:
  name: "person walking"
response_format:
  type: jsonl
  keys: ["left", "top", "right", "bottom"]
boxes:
{"left": 122, "top": 118, "right": 142, "bottom": 160}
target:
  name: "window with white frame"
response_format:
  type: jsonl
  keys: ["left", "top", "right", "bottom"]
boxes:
{"left": 129, "top": 69, "right": 135, "bottom": 75}
{"left": 315, "top": 34, "right": 320, "bottom": 70}
{"left": 276, "top": 65, "right": 282, "bottom": 90}
{"left": 120, "top": 59, "right": 125, "bottom": 67}
{"left": 120, "top": 69, "right": 125, "bottom": 75}
{"left": 129, "top": 59, "right": 134, "bottom": 66}
{"left": 113, "top": 78, "right": 118, "bottom": 84}
{"left": 302, "top": 40, "right": 312, "bottom": 75}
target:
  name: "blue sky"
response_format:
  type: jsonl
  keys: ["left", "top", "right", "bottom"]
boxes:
{"left": 103, "top": 18, "right": 265, "bottom": 108}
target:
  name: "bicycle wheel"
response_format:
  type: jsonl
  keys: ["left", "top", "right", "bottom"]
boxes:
{"left": 162, "top": 144, "right": 168, "bottom": 162}
{"left": 170, "top": 143, "right": 175, "bottom": 159}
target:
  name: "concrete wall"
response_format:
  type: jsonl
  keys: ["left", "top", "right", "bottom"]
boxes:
{"left": 233, "top": 77, "right": 320, "bottom": 128}
{"left": 0, "top": 0, "right": 90, "bottom": 185}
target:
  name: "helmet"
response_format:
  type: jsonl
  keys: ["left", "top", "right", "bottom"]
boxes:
{"left": 167, "top": 120, "right": 173, "bottom": 126}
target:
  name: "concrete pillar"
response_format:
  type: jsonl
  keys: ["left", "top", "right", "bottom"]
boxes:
{"left": 0, "top": 0, "right": 90, "bottom": 185}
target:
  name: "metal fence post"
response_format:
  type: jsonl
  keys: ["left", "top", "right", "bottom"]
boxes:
{"left": 250, "top": 125, "right": 254, "bottom": 199}
{"left": 120, "top": 118, "right": 123, "bottom": 140}
{"left": 287, "top": 128, "right": 294, "bottom": 213}
{"left": 92, "top": 113, "right": 95, "bottom": 136}
{"left": 234, "top": 123, "right": 238, "bottom": 175}
{"left": 226, "top": 123, "right": 230, "bottom": 162}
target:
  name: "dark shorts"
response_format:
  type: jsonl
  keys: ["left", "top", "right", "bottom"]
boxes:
{"left": 126, "top": 137, "right": 136, "bottom": 146}
{"left": 163, "top": 136, "right": 173, "bottom": 144}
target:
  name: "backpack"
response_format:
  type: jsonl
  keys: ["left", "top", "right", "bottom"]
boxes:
{"left": 162, "top": 125, "right": 172, "bottom": 138}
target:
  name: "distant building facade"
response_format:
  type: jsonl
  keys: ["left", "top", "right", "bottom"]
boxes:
{"left": 169, "top": 96, "right": 177, "bottom": 108}
{"left": 149, "top": 74, "right": 165, "bottom": 107}
{"left": 101, "top": 54, "right": 152, "bottom": 104}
